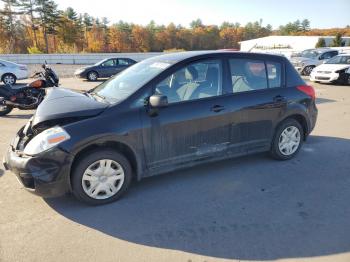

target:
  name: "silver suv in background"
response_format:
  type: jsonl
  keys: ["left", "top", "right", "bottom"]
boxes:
{"left": 290, "top": 48, "right": 338, "bottom": 76}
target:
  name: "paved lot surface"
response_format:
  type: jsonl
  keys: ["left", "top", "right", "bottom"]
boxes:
{"left": 0, "top": 78, "right": 350, "bottom": 262}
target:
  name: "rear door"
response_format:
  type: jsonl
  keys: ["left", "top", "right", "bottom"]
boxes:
{"left": 225, "top": 57, "right": 286, "bottom": 153}
{"left": 140, "top": 58, "right": 233, "bottom": 174}
{"left": 116, "top": 58, "right": 132, "bottom": 73}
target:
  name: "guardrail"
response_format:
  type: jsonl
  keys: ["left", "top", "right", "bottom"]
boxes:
{"left": 0, "top": 52, "right": 163, "bottom": 64}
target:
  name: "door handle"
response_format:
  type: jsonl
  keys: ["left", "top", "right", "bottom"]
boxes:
{"left": 211, "top": 105, "right": 225, "bottom": 112}
{"left": 273, "top": 95, "right": 286, "bottom": 103}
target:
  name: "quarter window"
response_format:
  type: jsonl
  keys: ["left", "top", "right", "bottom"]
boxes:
{"left": 155, "top": 60, "right": 222, "bottom": 103}
{"left": 266, "top": 62, "right": 282, "bottom": 88}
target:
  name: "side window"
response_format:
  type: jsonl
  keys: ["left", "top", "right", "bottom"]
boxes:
{"left": 320, "top": 52, "right": 333, "bottom": 60}
{"left": 266, "top": 61, "right": 282, "bottom": 88}
{"left": 330, "top": 51, "right": 338, "bottom": 58}
{"left": 229, "top": 59, "right": 267, "bottom": 93}
{"left": 155, "top": 59, "right": 222, "bottom": 103}
{"left": 101, "top": 59, "right": 115, "bottom": 67}
{"left": 118, "top": 58, "right": 130, "bottom": 65}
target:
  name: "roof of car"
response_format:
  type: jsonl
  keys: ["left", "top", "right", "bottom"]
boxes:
{"left": 149, "top": 50, "right": 285, "bottom": 63}
{"left": 0, "top": 59, "right": 18, "bottom": 65}
{"left": 337, "top": 53, "right": 350, "bottom": 56}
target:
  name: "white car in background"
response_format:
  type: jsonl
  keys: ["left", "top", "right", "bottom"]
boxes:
{"left": 310, "top": 54, "right": 350, "bottom": 85}
{"left": 0, "top": 59, "right": 28, "bottom": 85}
{"left": 290, "top": 48, "right": 339, "bottom": 76}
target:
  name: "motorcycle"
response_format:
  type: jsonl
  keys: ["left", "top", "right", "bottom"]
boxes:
{"left": 0, "top": 63, "right": 59, "bottom": 116}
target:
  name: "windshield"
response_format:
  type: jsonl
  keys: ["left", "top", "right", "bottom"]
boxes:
{"left": 300, "top": 50, "right": 321, "bottom": 59}
{"left": 91, "top": 58, "right": 172, "bottom": 103}
{"left": 326, "top": 55, "right": 350, "bottom": 64}
{"left": 94, "top": 58, "right": 108, "bottom": 66}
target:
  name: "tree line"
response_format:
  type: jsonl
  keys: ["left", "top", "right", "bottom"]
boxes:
{"left": 1, "top": 0, "right": 349, "bottom": 54}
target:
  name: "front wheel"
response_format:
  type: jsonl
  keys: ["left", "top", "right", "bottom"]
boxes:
{"left": 87, "top": 71, "right": 98, "bottom": 81}
{"left": 0, "top": 104, "right": 13, "bottom": 116}
{"left": 270, "top": 119, "right": 304, "bottom": 160}
{"left": 302, "top": 66, "right": 314, "bottom": 76}
{"left": 71, "top": 149, "right": 132, "bottom": 205}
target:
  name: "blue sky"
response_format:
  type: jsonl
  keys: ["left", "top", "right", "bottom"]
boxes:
{"left": 8, "top": 0, "right": 350, "bottom": 28}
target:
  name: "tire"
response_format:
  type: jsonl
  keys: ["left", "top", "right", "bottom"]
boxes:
{"left": 0, "top": 105, "right": 13, "bottom": 116}
{"left": 2, "top": 73, "right": 16, "bottom": 85}
{"left": 302, "top": 66, "right": 314, "bottom": 76}
{"left": 71, "top": 149, "right": 132, "bottom": 205}
{"left": 87, "top": 71, "right": 98, "bottom": 81}
{"left": 270, "top": 119, "right": 304, "bottom": 160}
{"left": 344, "top": 74, "right": 350, "bottom": 86}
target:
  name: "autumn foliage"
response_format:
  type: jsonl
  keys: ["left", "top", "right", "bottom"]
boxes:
{"left": 1, "top": 0, "right": 349, "bottom": 54}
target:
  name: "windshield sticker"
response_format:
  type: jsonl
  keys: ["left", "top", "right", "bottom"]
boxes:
{"left": 150, "top": 62, "right": 171, "bottom": 69}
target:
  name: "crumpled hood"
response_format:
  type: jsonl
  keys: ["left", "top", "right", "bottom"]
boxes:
{"left": 32, "top": 87, "right": 108, "bottom": 126}
{"left": 314, "top": 63, "right": 350, "bottom": 72}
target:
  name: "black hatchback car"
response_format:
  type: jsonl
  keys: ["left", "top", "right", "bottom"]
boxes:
{"left": 74, "top": 57, "right": 137, "bottom": 81}
{"left": 3, "top": 51, "right": 317, "bottom": 205}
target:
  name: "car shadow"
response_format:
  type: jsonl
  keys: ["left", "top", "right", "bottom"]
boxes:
{"left": 82, "top": 79, "right": 106, "bottom": 83}
{"left": 1, "top": 113, "right": 33, "bottom": 119}
{"left": 46, "top": 135, "right": 350, "bottom": 260}
{"left": 316, "top": 97, "right": 337, "bottom": 104}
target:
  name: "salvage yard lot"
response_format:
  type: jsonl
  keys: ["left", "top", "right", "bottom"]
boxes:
{"left": 1, "top": 78, "right": 350, "bottom": 262}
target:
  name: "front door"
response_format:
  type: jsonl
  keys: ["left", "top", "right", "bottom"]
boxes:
{"left": 141, "top": 59, "right": 233, "bottom": 174}
{"left": 99, "top": 59, "right": 116, "bottom": 77}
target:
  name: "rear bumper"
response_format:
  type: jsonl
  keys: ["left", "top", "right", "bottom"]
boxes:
{"left": 3, "top": 146, "right": 73, "bottom": 198}
{"left": 308, "top": 102, "right": 318, "bottom": 135}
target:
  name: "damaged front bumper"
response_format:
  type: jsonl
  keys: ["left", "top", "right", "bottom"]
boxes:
{"left": 3, "top": 126, "right": 74, "bottom": 198}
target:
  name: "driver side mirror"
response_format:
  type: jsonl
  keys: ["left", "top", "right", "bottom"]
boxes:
{"left": 149, "top": 94, "right": 168, "bottom": 108}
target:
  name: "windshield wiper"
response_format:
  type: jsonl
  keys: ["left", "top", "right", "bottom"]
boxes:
{"left": 89, "top": 92, "right": 106, "bottom": 100}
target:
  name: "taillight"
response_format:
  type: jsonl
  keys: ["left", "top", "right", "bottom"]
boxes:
{"left": 297, "top": 85, "right": 315, "bottom": 100}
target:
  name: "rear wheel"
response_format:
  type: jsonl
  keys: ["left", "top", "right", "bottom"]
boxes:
{"left": 302, "top": 66, "right": 314, "bottom": 76}
{"left": 270, "top": 119, "right": 304, "bottom": 160}
{"left": 0, "top": 104, "right": 13, "bottom": 116}
{"left": 71, "top": 149, "right": 132, "bottom": 205}
{"left": 87, "top": 71, "right": 98, "bottom": 81}
{"left": 2, "top": 73, "right": 16, "bottom": 85}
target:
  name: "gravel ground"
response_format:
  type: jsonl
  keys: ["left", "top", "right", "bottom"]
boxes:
{"left": 1, "top": 79, "right": 350, "bottom": 262}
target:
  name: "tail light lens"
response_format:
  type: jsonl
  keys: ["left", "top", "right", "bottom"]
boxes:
{"left": 297, "top": 85, "right": 315, "bottom": 100}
